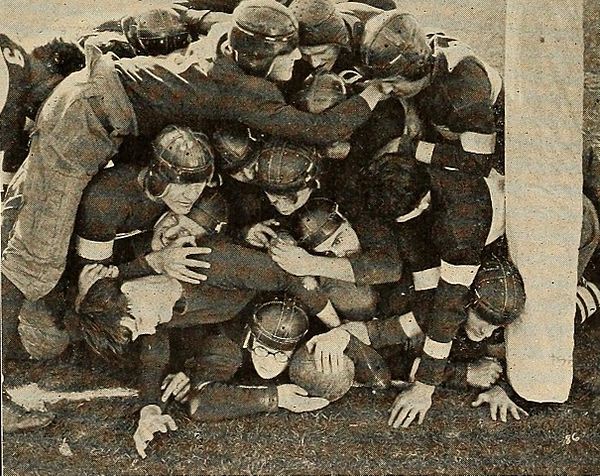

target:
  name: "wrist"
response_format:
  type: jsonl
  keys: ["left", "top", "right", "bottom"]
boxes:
{"left": 144, "top": 252, "right": 162, "bottom": 274}
{"left": 413, "top": 380, "right": 436, "bottom": 395}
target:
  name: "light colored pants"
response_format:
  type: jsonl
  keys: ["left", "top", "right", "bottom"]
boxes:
{"left": 2, "top": 46, "right": 137, "bottom": 300}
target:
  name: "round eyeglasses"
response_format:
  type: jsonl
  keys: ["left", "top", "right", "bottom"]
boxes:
{"left": 251, "top": 345, "right": 290, "bottom": 363}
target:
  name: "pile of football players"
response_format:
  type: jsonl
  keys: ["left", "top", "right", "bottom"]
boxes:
{"left": 2, "top": 0, "right": 599, "bottom": 459}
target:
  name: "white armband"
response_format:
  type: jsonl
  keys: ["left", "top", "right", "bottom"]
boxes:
{"left": 422, "top": 336, "right": 452, "bottom": 360}
{"left": 440, "top": 261, "right": 480, "bottom": 287}
{"left": 415, "top": 141, "right": 435, "bottom": 163}
{"left": 317, "top": 300, "right": 342, "bottom": 328}
{"left": 76, "top": 236, "right": 114, "bottom": 261}
{"left": 412, "top": 266, "right": 440, "bottom": 291}
{"left": 398, "top": 312, "right": 424, "bottom": 339}
{"left": 460, "top": 131, "right": 496, "bottom": 154}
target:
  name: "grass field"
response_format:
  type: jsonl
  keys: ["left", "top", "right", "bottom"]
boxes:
{"left": 3, "top": 0, "right": 600, "bottom": 474}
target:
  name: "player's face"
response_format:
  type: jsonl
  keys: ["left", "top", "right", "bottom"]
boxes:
{"left": 300, "top": 44, "right": 341, "bottom": 70}
{"left": 161, "top": 182, "right": 207, "bottom": 214}
{"left": 250, "top": 340, "right": 294, "bottom": 379}
{"left": 265, "top": 187, "right": 313, "bottom": 215}
{"left": 313, "top": 221, "right": 361, "bottom": 257}
{"left": 267, "top": 48, "right": 302, "bottom": 82}
{"left": 464, "top": 309, "right": 500, "bottom": 342}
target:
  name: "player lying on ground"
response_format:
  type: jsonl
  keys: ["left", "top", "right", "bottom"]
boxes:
{"left": 308, "top": 253, "right": 600, "bottom": 422}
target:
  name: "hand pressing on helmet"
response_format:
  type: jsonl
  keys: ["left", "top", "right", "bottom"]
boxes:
{"left": 76, "top": 263, "right": 119, "bottom": 311}
{"left": 305, "top": 328, "right": 351, "bottom": 374}
{"left": 471, "top": 385, "right": 529, "bottom": 423}
{"left": 277, "top": 384, "right": 329, "bottom": 413}
{"left": 145, "top": 235, "right": 211, "bottom": 284}
{"left": 244, "top": 219, "right": 280, "bottom": 248}
{"left": 466, "top": 357, "right": 503, "bottom": 389}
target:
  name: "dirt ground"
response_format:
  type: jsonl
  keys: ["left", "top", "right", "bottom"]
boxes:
{"left": 3, "top": 0, "right": 600, "bottom": 474}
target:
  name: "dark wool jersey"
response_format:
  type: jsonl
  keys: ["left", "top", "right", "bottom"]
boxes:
{"left": 75, "top": 162, "right": 165, "bottom": 279}
{"left": 414, "top": 34, "right": 504, "bottom": 176}
{"left": 0, "top": 34, "right": 32, "bottom": 175}
{"left": 397, "top": 35, "right": 507, "bottom": 386}
{"left": 114, "top": 38, "right": 373, "bottom": 145}
{"left": 365, "top": 312, "right": 505, "bottom": 389}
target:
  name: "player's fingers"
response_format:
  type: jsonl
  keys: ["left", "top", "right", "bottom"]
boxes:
{"left": 388, "top": 398, "right": 402, "bottom": 426}
{"left": 161, "top": 374, "right": 174, "bottom": 390}
{"left": 162, "top": 379, "right": 180, "bottom": 402}
{"left": 155, "top": 422, "right": 168, "bottom": 434}
{"left": 305, "top": 337, "right": 316, "bottom": 353}
{"left": 393, "top": 407, "right": 411, "bottom": 429}
{"left": 134, "top": 438, "right": 148, "bottom": 459}
{"left": 183, "top": 258, "right": 211, "bottom": 269}
{"left": 517, "top": 405, "right": 529, "bottom": 417}
{"left": 500, "top": 405, "right": 508, "bottom": 423}
{"left": 175, "top": 383, "right": 191, "bottom": 401}
{"left": 173, "top": 274, "right": 202, "bottom": 284}
{"left": 290, "top": 385, "right": 308, "bottom": 396}
{"left": 259, "top": 226, "right": 278, "bottom": 240}
{"left": 401, "top": 409, "right": 418, "bottom": 429}
{"left": 184, "top": 246, "right": 212, "bottom": 256}
{"left": 262, "top": 219, "right": 280, "bottom": 227}
{"left": 176, "top": 268, "right": 207, "bottom": 282}
{"left": 490, "top": 403, "right": 498, "bottom": 421}
{"left": 314, "top": 349, "right": 323, "bottom": 373}
{"left": 510, "top": 406, "right": 521, "bottom": 421}
{"left": 471, "top": 394, "right": 486, "bottom": 407}
{"left": 164, "top": 415, "right": 178, "bottom": 431}
{"left": 332, "top": 352, "right": 340, "bottom": 374}
{"left": 323, "top": 352, "right": 332, "bottom": 375}
{"left": 309, "top": 398, "right": 330, "bottom": 411}
{"left": 417, "top": 407, "right": 427, "bottom": 425}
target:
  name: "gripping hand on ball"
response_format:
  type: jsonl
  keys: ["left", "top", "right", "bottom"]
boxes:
{"left": 277, "top": 384, "right": 329, "bottom": 413}
{"left": 306, "top": 328, "right": 351, "bottom": 374}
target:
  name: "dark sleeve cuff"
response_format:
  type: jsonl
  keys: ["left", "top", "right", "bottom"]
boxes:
{"left": 415, "top": 354, "right": 448, "bottom": 386}
{"left": 365, "top": 316, "right": 410, "bottom": 349}
{"left": 118, "top": 255, "right": 157, "bottom": 281}
{"left": 442, "top": 362, "right": 469, "bottom": 389}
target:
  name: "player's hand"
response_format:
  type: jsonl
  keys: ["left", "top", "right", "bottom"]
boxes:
{"left": 321, "top": 141, "right": 351, "bottom": 160}
{"left": 76, "top": 263, "right": 119, "bottom": 309}
{"left": 471, "top": 385, "right": 529, "bottom": 422}
{"left": 270, "top": 242, "right": 316, "bottom": 276}
{"left": 244, "top": 219, "right": 280, "bottom": 248}
{"left": 467, "top": 357, "right": 503, "bottom": 389}
{"left": 145, "top": 236, "right": 211, "bottom": 284}
{"left": 161, "top": 372, "right": 191, "bottom": 403}
{"left": 388, "top": 381, "right": 435, "bottom": 429}
{"left": 152, "top": 214, "right": 188, "bottom": 251}
{"left": 277, "top": 384, "right": 329, "bottom": 413}
{"left": 133, "top": 405, "right": 177, "bottom": 459}
{"left": 305, "top": 328, "right": 351, "bottom": 374}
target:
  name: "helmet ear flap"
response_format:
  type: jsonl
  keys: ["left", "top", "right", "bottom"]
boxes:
{"left": 146, "top": 167, "right": 168, "bottom": 198}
